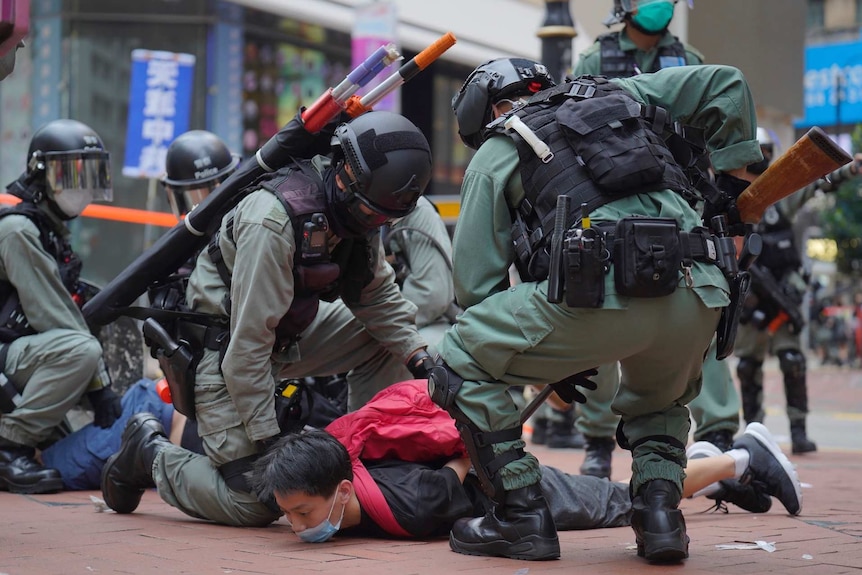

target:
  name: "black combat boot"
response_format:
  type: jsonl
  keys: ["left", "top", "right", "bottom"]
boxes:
{"left": 449, "top": 483, "right": 560, "bottom": 561}
{"left": 546, "top": 408, "right": 585, "bottom": 449}
{"left": 101, "top": 413, "right": 172, "bottom": 514}
{"left": 790, "top": 421, "right": 817, "bottom": 454}
{"left": 0, "top": 440, "right": 63, "bottom": 494}
{"left": 630, "top": 479, "right": 689, "bottom": 562}
{"left": 579, "top": 436, "right": 615, "bottom": 478}
{"left": 530, "top": 417, "right": 549, "bottom": 445}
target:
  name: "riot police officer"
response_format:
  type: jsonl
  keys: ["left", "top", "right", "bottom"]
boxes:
{"left": 431, "top": 63, "right": 762, "bottom": 562}
{"left": 101, "top": 111, "right": 435, "bottom": 527}
{"left": 0, "top": 119, "right": 121, "bottom": 493}
{"left": 573, "top": 0, "right": 703, "bottom": 78}
{"left": 735, "top": 128, "right": 818, "bottom": 454}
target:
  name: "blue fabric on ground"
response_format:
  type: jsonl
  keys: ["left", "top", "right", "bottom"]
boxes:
{"left": 41, "top": 378, "right": 174, "bottom": 490}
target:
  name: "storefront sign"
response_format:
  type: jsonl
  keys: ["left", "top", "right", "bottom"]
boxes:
{"left": 123, "top": 49, "right": 195, "bottom": 178}
{"left": 797, "top": 40, "right": 862, "bottom": 128}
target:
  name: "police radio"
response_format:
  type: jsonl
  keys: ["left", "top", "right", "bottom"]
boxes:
{"left": 301, "top": 213, "right": 329, "bottom": 262}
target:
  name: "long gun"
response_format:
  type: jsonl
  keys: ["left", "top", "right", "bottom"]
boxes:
{"left": 745, "top": 263, "right": 806, "bottom": 334}
{"left": 84, "top": 34, "right": 457, "bottom": 327}
{"left": 795, "top": 155, "right": 862, "bottom": 196}
{"left": 736, "top": 126, "right": 853, "bottom": 224}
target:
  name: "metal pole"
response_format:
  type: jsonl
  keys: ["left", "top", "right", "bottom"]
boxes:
{"left": 537, "top": 0, "right": 577, "bottom": 84}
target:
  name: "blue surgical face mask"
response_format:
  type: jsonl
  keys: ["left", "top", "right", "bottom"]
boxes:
{"left": 295, "top": 492, "right": 344, "bottom": 543}
{"left": 631, "top": 0, "right": 675, "bottom": 34}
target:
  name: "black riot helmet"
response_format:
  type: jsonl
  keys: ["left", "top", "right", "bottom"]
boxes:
{"left": 25, "top": 119, "right": 112, "bottom": 220}
{"left": 452, "top": 57, "right": 555, "bottom": 150}
{"left": 162, "top": 130, "right": 240, "bottom": 218}
{"left": 327, "top": 111, "right": 432, "bottom": 238}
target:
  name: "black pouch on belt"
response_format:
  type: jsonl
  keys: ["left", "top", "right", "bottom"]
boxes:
{"left": 564, "top": 228, "right": 606, "bottom": 308}
{"left": 613, "top": 216, "right": 682, "bottom": 298}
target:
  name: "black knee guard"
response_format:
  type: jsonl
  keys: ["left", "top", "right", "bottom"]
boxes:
{"left": 428, "top": 361, "right": 524, "bottom": 502}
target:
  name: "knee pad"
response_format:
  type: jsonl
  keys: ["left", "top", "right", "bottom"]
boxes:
{"left": 736, "top": 356, "right": 763, "bottom": 386}
{"left": 777, "top": 349, "right": 805, "bottom": 380}
{"left": 427, "top": 360, "right": 465, "bottom": 416}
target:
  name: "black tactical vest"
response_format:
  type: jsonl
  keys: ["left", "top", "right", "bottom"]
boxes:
{"left": 598, "top": 32, "right": 689, "bottom": 78}
{"left": 754, "top": 205, "right": 802, "bottom": 275}
{"left": 0, "top": 202, "right": 82, "bottom": 342}
{"left": 211, "top": 162, "right": 375, "bottom": 341}
{"left": 492, "top": 77, "right": 692, "bottom": 281}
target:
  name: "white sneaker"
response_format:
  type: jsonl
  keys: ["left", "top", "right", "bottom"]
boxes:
{"left": 687, "top": 440, "right": 723, "bottom": 460}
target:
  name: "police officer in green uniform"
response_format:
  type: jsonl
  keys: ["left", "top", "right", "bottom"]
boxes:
{"left": 430, "top": 62, "right": 762, "bottom": 562}
{"left": 100, "top": 111, "right": 435, "bottom": 527}
{"left": 572, "top": 0, "right": 741, "bottom": 476}
{"left": 735, "top": 128, "right": 818, "bottom": 455}
{"left": 0, "top": 119, "right": 121, "bottom": 494}
{"left": 383, "top": 195, "right": 458, "bottom": 355}
{"left": 573, "top": 0, "right": 704, "bottom": 79}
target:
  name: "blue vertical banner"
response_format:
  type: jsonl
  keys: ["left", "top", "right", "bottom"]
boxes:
{"left": 207, "top": 1, "right": 243, "bottom": 155}
{"left": 123, "top": 50, "right": 195, "bottom": 178}
{"left": 30, "top": 0, "right": 62, "bottom": 129}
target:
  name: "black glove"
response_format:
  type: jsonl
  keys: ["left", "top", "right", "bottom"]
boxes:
{"left": 87, "top": 386, "right": 123, "bottom": 428}
{"left": 407, "top": 349, "right": 435, "bottom": 379}
{"left": 550, "top": 368, "right": 599, "bottom": 405}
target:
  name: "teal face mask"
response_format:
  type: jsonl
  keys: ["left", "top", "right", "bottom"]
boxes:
{"left": 631, "top": 1, "right": 675, "bottom": 34}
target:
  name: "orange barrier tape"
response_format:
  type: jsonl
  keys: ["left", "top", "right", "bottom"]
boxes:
{"left": 0, "top": 194, "right": 179, "bottom": 228}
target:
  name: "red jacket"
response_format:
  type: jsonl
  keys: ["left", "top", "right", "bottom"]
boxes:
{"left": 325, "top": 379, "right": 466, "bottom": 536}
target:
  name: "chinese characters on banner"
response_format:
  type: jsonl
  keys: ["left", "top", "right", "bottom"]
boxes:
{"left": 123, "top": 49, "right": 195, "bottom": 178}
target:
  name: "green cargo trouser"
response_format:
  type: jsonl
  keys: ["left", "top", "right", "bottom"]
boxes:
{"left": 576, "top": 337, "right": 739, "bottom": 442}
{"left": 0, "top": 329, "right": 101, "bottom": 447}
{"left": 438, "top": 280, "right": 720, "bottom": 496}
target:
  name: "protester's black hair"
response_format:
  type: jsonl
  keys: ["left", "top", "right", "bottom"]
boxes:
{"left": 251, "top": 430, "right": 353, "bottom": 502}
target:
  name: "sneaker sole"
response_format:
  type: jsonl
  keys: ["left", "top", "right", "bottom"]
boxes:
{"left": 687, "top": 441, "right": 723, "bottom": 460}
{"left": 743, "top": 422, "right": 802, "bottom": 515}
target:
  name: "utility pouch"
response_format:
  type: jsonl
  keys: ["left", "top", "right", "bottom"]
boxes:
{"left": 556, "top": 92, "right": 666, "bottom": 193}
{"left": 142, "top": 318, "right": 198, "bottom": 419}
{"left": 563, "top": 228, "right": 606, "bottom": 308}
{"left": 613, "top": 216, "right": 681, "bottom": 298}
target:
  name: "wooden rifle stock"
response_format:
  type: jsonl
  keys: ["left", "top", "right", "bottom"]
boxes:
{"left": 736, "top": 126, "right": 853, "bottom": 224}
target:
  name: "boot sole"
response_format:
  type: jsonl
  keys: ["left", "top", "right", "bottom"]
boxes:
{"left": 449, "top": 532, "right": 560, "bottom": 561}
{"left": 636, "top": 530, "right": 690, "bottom": 563}
{"left": 0, "top": 476, "right": 63, "bottom": 494}
{"left": 743, "top": 422, "right": 802, "bottom": 515}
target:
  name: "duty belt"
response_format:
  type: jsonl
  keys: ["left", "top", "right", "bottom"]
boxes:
{"left": 595, "top": 222, "right": 721, "bottom": 267}
{"left": 178, "top": 321, "right": 228, "bottom": 352}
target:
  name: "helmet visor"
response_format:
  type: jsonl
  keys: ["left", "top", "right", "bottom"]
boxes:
{"left": 44, "top": 150, "right": 113, "bottom": 202}
{"left": 164, "top": 182, "right": 218, "bottom": 218}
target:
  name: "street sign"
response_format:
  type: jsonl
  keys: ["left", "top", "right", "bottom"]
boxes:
{"left": 123, "top": 49, "right": 195, "bottom": 178}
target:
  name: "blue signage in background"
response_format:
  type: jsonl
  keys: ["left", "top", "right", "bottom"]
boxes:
{"left": 123, "top": 50, "right": 195, "bottom": 178}
{"left": 797, "top": 40, "right": 862, "bottom": 128}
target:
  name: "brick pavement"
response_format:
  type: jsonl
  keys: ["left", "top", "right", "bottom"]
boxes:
{"left": 1, "top": 364, "right": 860, "bottom": 575}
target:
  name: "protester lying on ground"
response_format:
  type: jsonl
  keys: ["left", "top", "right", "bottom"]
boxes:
{"left": 40, "top": 378, "right": 202, "bottom": 490}
{"left": 249, "top": 380, "right": 801, "bottom": 542}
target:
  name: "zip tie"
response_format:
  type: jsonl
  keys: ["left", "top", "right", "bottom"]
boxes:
{"left": 504, "top": 115, "right": 554, "bottom": 163}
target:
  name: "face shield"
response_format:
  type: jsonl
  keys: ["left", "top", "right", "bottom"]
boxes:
{"left": 163, "top": 180, "right": 219, "bottom": 219}
{"left": 43, "top": 150, "right": 113, "bottom": 218}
